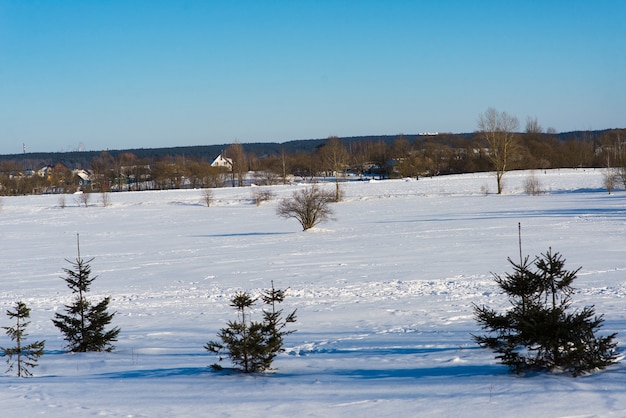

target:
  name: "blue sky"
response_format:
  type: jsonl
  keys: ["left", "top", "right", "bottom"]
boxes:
{"left": 1, "top": 0, "right": 624, "bottom": 155}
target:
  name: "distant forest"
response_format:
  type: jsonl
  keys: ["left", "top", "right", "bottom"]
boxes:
{"left": 0, "top": 129, "right": 625, "bottom": 196}
{"left": 0, "top": 130, "right": 618, "bottom": 170}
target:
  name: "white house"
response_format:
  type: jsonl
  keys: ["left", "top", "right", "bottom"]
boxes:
{"left": 211, "top": 154, "right": 233, "bottom": 170}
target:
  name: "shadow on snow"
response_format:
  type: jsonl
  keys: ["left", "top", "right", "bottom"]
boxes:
{"left": 194, "top": 232, "right": 292, "bottom": 238}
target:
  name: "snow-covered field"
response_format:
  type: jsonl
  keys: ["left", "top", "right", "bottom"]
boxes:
{"left": 1, "top": 168, "right": 625, "bottom": 417}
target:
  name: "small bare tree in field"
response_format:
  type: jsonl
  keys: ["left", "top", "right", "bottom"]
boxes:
{"left": 276, "top": 185, "right": 335, "bottom": 230}
{"left": 251, "top": 188, "right": 275, "bottom": 206}
{"left": 319, "top": 136, "right": 348, "bottom": 202}
{"left": 202, "top": 189, "right": 214, "bottom": 207}
{"left": 603, "top": 150, "right": 619, "bottom": 194}
{"left": 100, "top": 191, "right": 111, "bottom": 207}
{"left": 604, "top": 170, "right": 618, "bottom": 194}
{"left": 524, "top": 172, "right": 544, "bottom": 195}
{"left": 75, "top": 192, "right": 91, "bottom": 207}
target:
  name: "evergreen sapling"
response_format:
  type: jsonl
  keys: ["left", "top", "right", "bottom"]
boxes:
{"left": 473, "top": 248, "right": 619, "bottom": 376}
{"left": 206, "top": 282, "right": 296, "bottom": 373}
{"left": 1, "top": 301, "right": 45, "bottom": 377}
{"left": 52, "top": 234, "right": 120, "bottom": 352}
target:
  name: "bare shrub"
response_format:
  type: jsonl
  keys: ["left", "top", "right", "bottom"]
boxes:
{"left": 57, "top": 194, "right": 66, "bottom": 209}
{"left": 100, "top": 191, "right": 111, "bottom": 207}
{"left": 604, "top": 170, "right": 619, "bottom": 194}
{"left": 201, "top": 189, "right": 214, "bottom": 207}
{"left": 619, "top": 167, "right": 626, "bottom": 190}
{"left": 524, "top": 172, "right": 544, "bottom": 195}
{"left": 75, "top": 192, "right": 91, "bottom": 207}
{"left": 276, "top": 185, "right": 335, "bottom": 231}
{"left": 252, "top": 188, "right": 275, "bottom": 206}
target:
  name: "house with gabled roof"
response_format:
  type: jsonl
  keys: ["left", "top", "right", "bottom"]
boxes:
{"left": 211, "top": 154, "right": 233, "bottom": 170}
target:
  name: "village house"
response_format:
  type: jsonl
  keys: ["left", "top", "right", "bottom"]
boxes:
{"left": 210, "top": 154, "right": 233, "bottom": 170}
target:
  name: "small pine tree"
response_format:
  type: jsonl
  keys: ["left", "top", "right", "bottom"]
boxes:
{"left": 260, "top": 282, "right": 297, "bottom": 365}
{"left": 474, "top": 248, "right": 619, "bottom": 376}
{"left": 1, "top": 301, "right": 45, "bottom": 377}
{"left": 52, "top": 234, "right": 120, "bottom": 352}
{"left": 206, "top": 283, "right": 297, "bottom": 373}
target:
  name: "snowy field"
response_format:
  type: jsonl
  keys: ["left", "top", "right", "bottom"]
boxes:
{"left": 1, "top": 168, "right": 625, "bottom": 417}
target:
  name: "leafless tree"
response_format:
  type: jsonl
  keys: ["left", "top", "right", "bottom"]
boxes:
{"left": 201, "top": 189, "right": 214, "bottom": 207}
{"left": 604, "top": 170, "right": 618, "bottom": 194}
{"left": 276, "top": 185, "right": 335, "bottom": 231}
{"left": 602, "top": 150, "right": 618, "bottom": 194}
{"left": 524, "top": 172, "right": 544, "bottom": 195}
{"left": 368, "top": 140, "right": 393, "bottom": 179}
{"left": 75, "top": 192, "right": 91, "bottom": 207}
{"left": 90, "top": 152, "right": 115, "bottom": 192}
{"left": 477, "top": 107, "right": 520, "bottom": 194}
{"left": 100, "top": 191, "right": 111, "bottom": 207}
{"left": 225, "top": 141, "right": 248, "bottom": 187}
{"left": 251, "top": 187, "right": 275, "bottom": 206}
{"left": 319, "top": 136, "right": 348, "bottom": 201}
{"left": 525, "top": 116, "right": 542, "bottom": 136}
{"left": 348, "top": 140, "right": 371, "bottom": 179}
{"left": 279, "top": 148, "right": 290, "bottom": 184}
{"left": 604, "top": 129, "right": 626, "bottom": 188}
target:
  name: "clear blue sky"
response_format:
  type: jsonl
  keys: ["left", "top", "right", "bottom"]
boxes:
{"left": 1, "top": 0, "right": 624, "bottom": 155}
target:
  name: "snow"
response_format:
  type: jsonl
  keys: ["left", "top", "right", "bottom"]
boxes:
{"left": 0, "top": 168, "right": 625, "bottom": 417}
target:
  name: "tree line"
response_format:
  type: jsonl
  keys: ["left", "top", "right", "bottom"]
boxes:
{"left": 1, "top": 119, "right": 625, "bottom": 196}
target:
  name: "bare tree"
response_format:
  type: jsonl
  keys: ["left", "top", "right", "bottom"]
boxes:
{"left": 604, "top": 170, "right": 618, "bottom": 194}
{"left": 368, "top": 140, "right": 393, "bottom": 179}
{"left": 201, "top": 189, "right": 214, "bottom": 207}
{"left": 279, "top": 148, "right": 290, "bottom": 184}
{"left": 225, "top": 141, "right": 248, "bottom": 187}
{"left": 525, "top": 116, "right": 542, "bottom": 136}
{"left": 348, "top": 140, "right": 371, "bottom": 179}
{"left": 116, "top": 152, "right": 137, "bottom": 191}
{"left": 477, "top": 107, "right": 520, "bottom": 194}
{"left": 603, "top": 151, "right": 618, "bottom": 194}
{"left": 523, "top": 171, "right": 544, "bottom": 195}
{"left": 319, "top": 136, "right": 348, "bottom": 201}
{"left": 276, "top": 185, "right": 335, "bottom": 231}
{"left": 100, "top": 191, "right": 111, "bottom": 207}
{"left": 251, "top": 187, "right": 275, "bottom": 206}
{"left": 76, "top": 191, "right": 91, "bottom": 207}
{"left": 603, "top": 129, "right": 626, "bottom": 189}
{"left": 90, "top": 152, "right": 116, "bottom": 193}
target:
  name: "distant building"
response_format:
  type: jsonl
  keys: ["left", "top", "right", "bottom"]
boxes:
{"left": 74, "top": 169, "right": 91, "bottom": 186}
{"left": 37, "top": 165, "right": 53, "bottom": 178}
{"left": 211, "top": 154, "right": 233, "bottom": 170}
